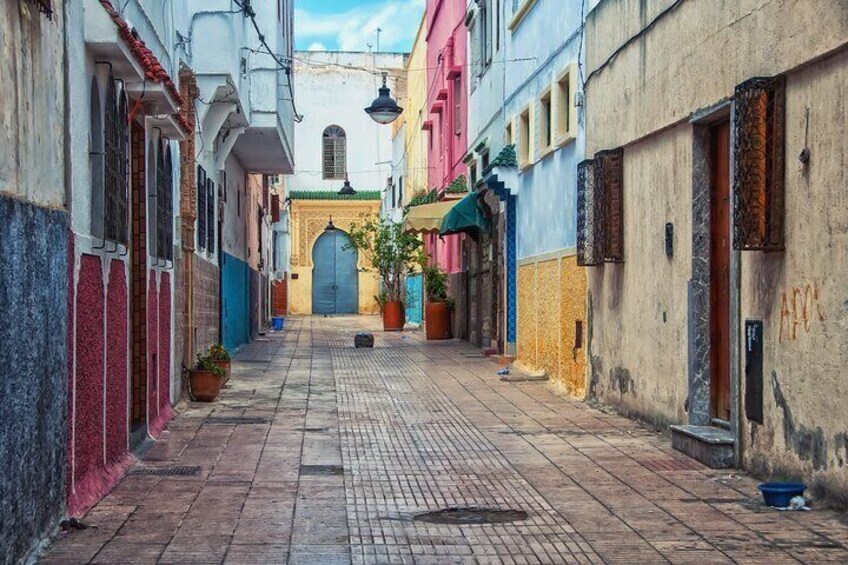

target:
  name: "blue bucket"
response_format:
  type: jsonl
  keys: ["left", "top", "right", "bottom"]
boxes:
{"left": 272, "top": 317, "right": 285, "bottom": 331}
{"left": 758, "top": 482, "right": 806, "bottom": 508}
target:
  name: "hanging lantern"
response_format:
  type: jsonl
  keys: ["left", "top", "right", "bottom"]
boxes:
{"left": 338, "top": 178, "right": 356, "bottom": 195}
{"left": 324, "top": 215, "right": 337, "bottom": 231}
{"left": 365, "top": 72, "right": 404, "bottom": 125}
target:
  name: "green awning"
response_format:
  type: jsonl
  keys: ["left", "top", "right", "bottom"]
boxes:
{"left": 440, "top": 193, "right": 489, "bottom": 236}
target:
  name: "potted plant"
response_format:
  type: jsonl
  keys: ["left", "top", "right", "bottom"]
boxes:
{"left": 209, "top": 343, "right": 231, "bottom": 383}
{"left": 188, "top": 354, "right": 225, "bottom": 402}
{"left": 423, "top": 263, "right": 453, "bottom": 340}
{"left": 347, "top": 217, "right": 423, "bottom": 331}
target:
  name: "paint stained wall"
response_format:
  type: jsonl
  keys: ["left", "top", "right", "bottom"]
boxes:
{"left": 105, "top": 260, "right": 129, "bottom": 466}
{"left": 0, "top": 196, "right": 68, "bottom": 564}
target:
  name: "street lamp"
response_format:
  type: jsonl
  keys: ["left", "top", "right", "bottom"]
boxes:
{"left": 324, "top": 215, "right": 337, "bottom": 231}
{"left": 338, "top": 178, "right": 356, "bottom": 195}
{"left": 365, "top": 72, "right": 403, "bottom": 125}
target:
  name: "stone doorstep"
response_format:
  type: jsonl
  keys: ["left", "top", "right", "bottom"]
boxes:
{"left": 670, "top": 424, "right": 736, "bottom": 469}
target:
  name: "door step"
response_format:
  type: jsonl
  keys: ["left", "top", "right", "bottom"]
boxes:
{"left": 711, "top": 417, "right": 731, "bottom": 430}
{"left": 670, "top": 425, "right": 735, "bottom": 469}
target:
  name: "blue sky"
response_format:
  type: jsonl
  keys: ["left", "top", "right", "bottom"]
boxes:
{"left": 294, "top": 0, "right": 424, "bottom": 53}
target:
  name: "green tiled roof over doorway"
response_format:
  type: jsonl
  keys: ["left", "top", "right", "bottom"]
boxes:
{"left": 290, "top": 191, "right": 382, "bottom": 201}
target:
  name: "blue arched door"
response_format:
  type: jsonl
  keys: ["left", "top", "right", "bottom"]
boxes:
{"left": 312, "top": 230, "right": 359, "bottom": 314}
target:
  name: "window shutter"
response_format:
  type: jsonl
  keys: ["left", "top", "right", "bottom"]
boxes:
{"left": 576, "top": 159, "right": 603, "bottom": 266}
{"left": 197, "top": 166, "right": 206, "bottom": 250}
{"left": 732, "top": 75, "right": 785, "bottom": 251}
{"left": 596, "top": 148, "right": 624, "bottom": 263}
{"left": 207, "top": 179, "right": 215, "bottom": 253}
{"left": 271, "top": 194, "right": 280, "bottom": 222}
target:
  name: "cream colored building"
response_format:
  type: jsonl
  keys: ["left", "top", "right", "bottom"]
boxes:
{"left": 581, "top": 0, "right": 848, "bottom": 502}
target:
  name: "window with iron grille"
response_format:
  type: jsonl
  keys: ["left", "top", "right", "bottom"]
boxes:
{"left": 104, "top": 76, "right": 129, "bottom": 244}
{"left": 732, "top": 75, "right": 785, "bottom": 251}
{"left": 576, "top": 148, "right": 624, "bottom": 266}
{"left": 197, "top": 165, "right": 207, "bottom": 250}
{"left": 322, "top": 125, "right": 347, "bottom": 179}
{"left": 155, "top": 141, "right": 174, "bottom": 260}
{"left": 207, "top": 178, "right": 215, "bottom": 253}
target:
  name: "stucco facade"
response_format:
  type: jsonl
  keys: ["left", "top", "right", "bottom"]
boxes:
{"left": 583, "top": 0, "right": 848, "bottom": 503}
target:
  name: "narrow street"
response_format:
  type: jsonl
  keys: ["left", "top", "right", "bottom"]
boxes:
{"left": 41, "top": 317, "right": 848, "bottom": 565}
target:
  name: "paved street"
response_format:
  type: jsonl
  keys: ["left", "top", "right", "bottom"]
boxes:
{"left": 42, "top": 317, "right": 848, "bottom": 564}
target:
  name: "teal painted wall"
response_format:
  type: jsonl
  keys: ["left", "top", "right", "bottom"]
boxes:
{"left": 406, "top": 273, "right": 423, "bottom": 325}
{"left": 222, "top": 252, "right": 250, "bottom": 351}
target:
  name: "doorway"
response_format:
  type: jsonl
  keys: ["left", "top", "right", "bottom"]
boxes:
{"left": 312, "top": 230, "right": 359, "bottom": 314}
{"left": 709, "top": 120, "right": 731, "bottom": 420}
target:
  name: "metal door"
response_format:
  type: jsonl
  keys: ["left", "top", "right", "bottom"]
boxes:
{"left": 406, "top": 273, "right": 423, "bottom": 324}
{"left": 312, "top": 230, "right": 359, "bottom": 314}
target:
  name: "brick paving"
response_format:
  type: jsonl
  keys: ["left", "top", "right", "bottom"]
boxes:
{"left": 41, "top": 316, "right": 848, "bottom": 564}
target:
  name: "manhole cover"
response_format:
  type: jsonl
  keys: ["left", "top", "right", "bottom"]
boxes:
{"left": 206, "top": 416, "right": 270, "bottom": 425}
{"left": 129, "top": 465, "right": 200, "bottom": 477}
{"left": 300, "top": 465, "right": 344, "bottom": 476}
{"left": 413, "top": 507, "right": 528, "bottom": 525}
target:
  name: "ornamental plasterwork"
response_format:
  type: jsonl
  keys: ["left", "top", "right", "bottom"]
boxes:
{"left": 290, "top": 203, "right": 379, "bottom": 268}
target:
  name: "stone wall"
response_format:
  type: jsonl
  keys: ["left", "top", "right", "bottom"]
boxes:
{"left": 172, "top": 249, "right": 186, "bottom": 401}
{"left": 194, "top": 256, "right": 220, "bottom": 355}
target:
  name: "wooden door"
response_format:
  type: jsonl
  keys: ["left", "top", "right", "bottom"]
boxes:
{"left": 709, "top": 121, "right": 731, "bottom": 420}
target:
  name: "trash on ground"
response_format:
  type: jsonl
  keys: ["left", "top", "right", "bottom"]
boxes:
{"left": 777, "top": 496, "right": 812, "bottom": 511}
{"left": 497, "top": 368, "right": 511, "bottom": 375}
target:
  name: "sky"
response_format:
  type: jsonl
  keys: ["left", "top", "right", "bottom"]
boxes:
{"left": 294, "top": 0, "right": 425, "bottom": 53}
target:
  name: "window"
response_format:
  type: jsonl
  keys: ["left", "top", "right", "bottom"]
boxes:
{"left": 576, "top": 148, "right": 624, "bottom": 266}
{"left": 89, "top": 76, "right": 104, "bottom": 239}
{"left": 322, "top": 125, "right": 346, "bottom": 179}
{"left": 480, "top": 1, "right": 491, "bottom": 68}
{"left": 556, "top": 64, "right": 578, "bottom": 145}
{"left": 155, "top": 140, "right": 174, "bottom": 260}
{"left": 469, "top": 19, "right": 481, "bottom": 80}
{"left": 518, "top": 106, "right": 532, "bottom": 167}
{"left": 505, "top": 120, "right": 513, "bottom": 146}
{"left": 398, "top": 176, "right": 404, "bottom": 206}
{"left": 103, "top": 75, "right": 129, "bottom": 244}
{"left": 539, "top": 88, "right": 553, "bottom": 154}
{"left": 510, "top": 0, "right": 538, "bottom": 31}
{"left": 732, "top": 75, "right": 786, "bottom": 251}
{"left": 470, "top": 162, "right": 477, "bottom": 186}
{"left": 481, "top": 149, "right": 490, "bottom": 171}
{"left": 453, "top": 77, "right": 462, "bottom": 136}
{"left": 197, "top": 166, "right": 207, "bottom": 250}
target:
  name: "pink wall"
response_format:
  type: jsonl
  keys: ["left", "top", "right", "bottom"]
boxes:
{"left": 105, "top": 260, "right": 128, "bottom": 466}
{"left": 147, "top": 271, "right": 160, "bottom": 433}
{"left": 425, "top": 0, "right": 467, "bottom": 274}
{"left": 158, "top": 273, "right": 173, "bottom": 421}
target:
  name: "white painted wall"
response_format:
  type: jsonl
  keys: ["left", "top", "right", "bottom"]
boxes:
{"left": 290, "top": 51, "right": 406, "bottom": 194}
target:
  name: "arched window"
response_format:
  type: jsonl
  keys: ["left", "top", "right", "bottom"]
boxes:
{"left": 155, "top": 140, "right": 174, "bottom": 260}
{"left": 104, "top": 76, "right": 129, "bottom": 243}
{"left": 89, "top": 76, "right": 104, "bottom": 238}
{"left": 322, "top": 125, "right": 346, "bottom": 180}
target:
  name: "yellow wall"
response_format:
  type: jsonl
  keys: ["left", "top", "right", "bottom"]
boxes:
{"left": 288, "top": 199, "right": 381, "bottom": 315}
{"left": 401, "top": 15, "right": 428, "bottom": 204}
{"left": 517, "top": 253, "right": 587, "bottom": 397}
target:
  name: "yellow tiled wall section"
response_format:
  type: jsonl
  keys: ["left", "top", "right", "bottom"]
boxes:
{"left": 517, "top": 264, "right": 537, "bottom": 368}
{"left": 560, "top": 256, "right": 587, "bottom": 396}
{"left": 536, "top": 260, "right": 561, "bottom": 382}
{"left": 516, "top": 254, "right": 587, "bottom": 398}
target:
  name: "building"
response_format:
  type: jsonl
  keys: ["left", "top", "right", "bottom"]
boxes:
{"left": 288, "top": 51, "right": 405, "bottom": 315}
{"left": 0, "top": 3, "right": 68, "bottom": 562}
{"left": 581, "top": 0, "right": 848, "bottom": 500}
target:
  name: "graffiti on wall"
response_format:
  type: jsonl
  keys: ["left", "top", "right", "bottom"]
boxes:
{"left": 779, "top": 281, "right": 825, "bottom": 342}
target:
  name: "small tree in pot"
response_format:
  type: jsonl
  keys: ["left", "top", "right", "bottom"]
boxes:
{"left": 188, "top": 354, "right": 225, "bottom": 402}
{"left": 422, "top": 262, "right": 453, "bottom": 340}
{"left": 346, "top": 217, "right": 423, "bottom": 331}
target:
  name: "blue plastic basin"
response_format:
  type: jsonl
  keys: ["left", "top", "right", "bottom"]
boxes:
{"left": 758, "top": 482, "right": 806, "bottom": 508}
{"left": 272, "top": 317, "right": 285, "bottom": 331}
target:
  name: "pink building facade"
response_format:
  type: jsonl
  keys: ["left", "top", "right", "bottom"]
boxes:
{"left": 424, "top": 0, "right": 468, "bottom": 274}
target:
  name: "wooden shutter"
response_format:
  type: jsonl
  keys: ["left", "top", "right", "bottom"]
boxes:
{"left": 576, "top": 159, "right": 603, "bottom": 266}
{"left": 271, "top": 194, "right": 280, "bottom": 222}
{"left": 732, "top": 75, "right": 785, "bottom": 251}
{"left": 596, "top": 148, "right": 624, "bottom": 263}
{"left": 197, "top": 166, "right": 206, "bottom": 250}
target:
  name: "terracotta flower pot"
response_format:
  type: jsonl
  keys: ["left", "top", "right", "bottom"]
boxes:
{"left": 213, "top": 359, "right": 231, "bottom": 383}
{"left": 382, "top": 300, "right": 405, "bottom": 332}
{"left": 425, "top": 301, "right": 452, "bottom": 340}
{"left": 188, "top": 369, "right": 223, "bottom": 402}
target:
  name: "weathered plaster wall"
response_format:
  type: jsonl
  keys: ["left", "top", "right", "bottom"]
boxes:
{"left": 516, "top": 255, "right": 587, "bottom": 396}
{"left": 158, "top": 273, "right": 172, "bottom": 418}
{"left": 403, "top": 18, "right": 429, "bottom": 200}
{"left": 584, "top": 0, "right": 848, "bottom": 154}
{"left": 739, "top": 51, "right": 848, "bottom": 503}
{"left": 586, "top": 127, "right": 693, "bottom": 427}
{"left": 0, "top": 195, "right": 68, "bottom": 564}
{"left": 194, "top": 257, "right": 220, "bottom": 355}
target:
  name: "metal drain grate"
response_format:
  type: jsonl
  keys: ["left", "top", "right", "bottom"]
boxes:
{"left": 413, "top": 507, "right": 528, "bottom": 525}
{"left": 300, "top": 464, "right": 344, "bottom": 476}
{"left": 296, "top": 427, "right": 329, "bottom": 433}
{"left": 206, "top": 416, "right": 271, "bottom": 425}
{"left": 638, "top": 457, "right": 703, "bottom": 472}
{"left": 129, "top": 465, "right": 201, "bottom": 477}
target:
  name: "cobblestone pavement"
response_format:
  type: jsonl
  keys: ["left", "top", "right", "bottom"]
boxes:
{"left": 41, "top": 316, "right": 848, "bottom": 564}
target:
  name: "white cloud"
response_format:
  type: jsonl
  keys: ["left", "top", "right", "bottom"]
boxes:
{"left": 295, "top": 0, "right": 424, "bottom": 52}
{"left": 306, "top": 42, "right": 328, "bottom": 51}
